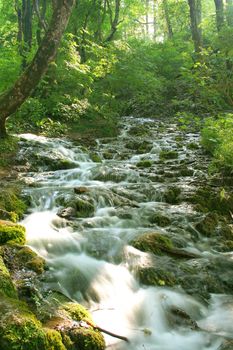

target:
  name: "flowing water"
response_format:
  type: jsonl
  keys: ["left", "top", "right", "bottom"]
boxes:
{"left": 19, "top": 117, "right": 233, "bottom": 350}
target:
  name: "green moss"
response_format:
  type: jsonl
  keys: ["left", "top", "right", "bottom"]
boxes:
{"left": 163, "top": 186, "right": 181, "bottom": 204}
{"left": 159, "top": 150, "right": 178, "bottom": 160}
{"left": 16, "top": 246, "right": 45, "bottom": 274}
{"left": 0, "top": 294, "right": 48, "bottom": 350}
{"left": 63, "top": 303, "right": 91, "bottom": 323}
{"left": 0, "top": 209, "right": 18, "bottom": 223}
{"left": 187, "top": 142, "right": 199, "bottom": 150}
{"left": 131, "top": 232, "right": 173, "bottom": 255}
{"left": 0, "top": 256, "right": 17, "bottom": 298}
{"left": 0, "top": 188, "right": 27, "bottom": 220}
{"left": 149, "top": 213, "right": 171, "bottom": 227}
{"left": 136, "top": 160, "right": 153, "bottom": 168}
{"left": 89, "top": 153, "right": 102, "bottom": 163}
{"left": 0, "top": 136, "right": 18, "bottom": 168}
{"left": 68, "top": 328, "right": 105, "bottom": 350}
{"left": 137, "top": 266, "right": 176, "bottom": 287}
{"left": 0, "top": 221, "right": 26, "bottom": 245}
{"left": 45, "top": 329, "right": 67, "bottom": 350}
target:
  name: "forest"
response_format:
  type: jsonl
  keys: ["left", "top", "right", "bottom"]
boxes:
{"left": 0, "top": 0, "right": 233, "bottom": 349}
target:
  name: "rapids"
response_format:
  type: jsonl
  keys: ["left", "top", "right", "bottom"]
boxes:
{"left": 19, "top": 117, "right": 233, "bottom": 350}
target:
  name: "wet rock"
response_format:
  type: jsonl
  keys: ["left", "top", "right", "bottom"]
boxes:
{"left": 160, "top": 150, "right": 179, "bottom": 160}
{"left": 57, "top": 207, "right": 76, "bottom": 219}
{"left": 187, "top": 142, "right": 199, "bottom": 150}
{"left": 195, "top": 213, "right": 218, "bottom": 237}
{"left": 131, "top": 232, "right": 173, "bottom": 256}
{"left": 148, "top": 213, "right": 171, "bottom": 227}
{"left": 163, "top": 186, "right": 181, "bottom": 204}
{"left": 0, "top": 255, "right": 17, "bottom": 298}
{"left": 220, "top": 340, "right": 233, "bottom": 350}
{"left": 74, "top": 187, "right": 90, "bottom": 194}
{"left": 89, "top": 152, "right": 102, "bottom": 163}
{"left": 179, "top": 167, "right": 194, "bottom": 177}
{"left": 136, "top": 160, "right": 153, "bottom": 168}
{"left": 137, "top": 264, "right": 176, "bottom": 287}
{"left": 190, "top": 187, "right": 233, "bottom": 217}
{"left": 0, "top": 209, "right": 18, "bottom": 223}
{"left": 0, "top": 220, "right": 26, "bottom": 245}
{"left": 165, "top": 306, "right": 199, "bottom": 330}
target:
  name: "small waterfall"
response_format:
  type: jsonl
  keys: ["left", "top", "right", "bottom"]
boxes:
{"left": 20, "top": 118, "right": 233, "bottom": 350}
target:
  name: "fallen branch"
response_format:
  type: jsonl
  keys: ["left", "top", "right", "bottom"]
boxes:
{"left": 85, "top": 320, "right": 130, "bottom": 343}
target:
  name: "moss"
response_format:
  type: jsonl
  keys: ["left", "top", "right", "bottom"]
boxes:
{"left": 159, "top": 150, "right": 178, "bottom": 160}
{"left": 0, "top": 136, "right": 18, "bottom": 168}
{"left": 0, "top": 294, "right": 48, "bottom": 350}
{"left": 0, "top": 221, "right": 26, "bottom": 245}
{"left": 68, "top": 328, "right": 105, "bottom": 350}
{"left": 45, "top": 329, "right": 67, "bottom": 350}
{"left": 131, "top": 232, "right": 173, "bottom": 255}
{"left": 0, "top": 187, "right": 27, "bottom": 220}
{"left": 89, "top": 153, "right": 102, "bottom": 163}
{"left": 0, "top": 256, "right": 17, "bottom": 298}
{"left": 149, "top": 213, "right": 171, "bottom": 227}
{"left": 190, "top": 187, "right": 233, "bottom": 216}
{"left": 137, "top": 266, "right": 176, "bottom": 287}
{"left": 136, "top": 160, "right": 153, "bottom": 168}
{"left": 187, "top": 142, "right": 199, "bottom": 150}
{"left": 163, "top": 186, "right": 181, "bottom": 204}
{"left": 16, "top": 246, "right": 45, "bottom": 274}
{"left": 73, "top": 198, "right": 95, "bottom": 218}
{"left": 0, "top": 209, "right": 18, "bottom": 223}
{"left": 195, "top": 213, "right": 218, "bottom": 237}
{"left": 63, "top": 303, "right": 91, "bottom": 323}
{"left": 179, "top": 167, "right": 194, "bottom": 177}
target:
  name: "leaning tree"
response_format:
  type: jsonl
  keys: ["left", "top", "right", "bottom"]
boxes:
{"left": 0, "top": 0, "right": 76, "bottom": 137}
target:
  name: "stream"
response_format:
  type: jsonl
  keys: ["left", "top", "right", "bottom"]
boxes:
{"left": 18, "top": 117, "right": 233, "bottom": 350}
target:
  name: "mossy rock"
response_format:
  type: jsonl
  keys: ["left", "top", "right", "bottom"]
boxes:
{"left": 0, "top": 209, "right": 18, "bottom": 223}
{"left": 68, "top": 328, "right": 105, "bottom": 350}
{"left": 137, "top": 266, "right": 176, "bottom": 287}
{"left": 136, "top": 160, "right": 153, "bottom": 168}
{"left": 74, "top": 197, "right": 95, "bottom": 218}
{"left": 0, "top": 188, "right": 27, "bottom": 220}
{"left": 45, "top": 329, "right": 67, "bottom": 350}
{"left": 190, "top": 187, "right": 233, "bottom": 216}
{"left": 163, "top": 186, "right": 181, "bottom": 204}
{"left": 0, "top": 221, "right": 26, "bottom": 245}
{"left": 128, "top": 126, "right": 149, "bottom": 136}
{"left": 179, "top": 167, "right": 194, "bottom": 177}
{"left": 195, "top": 213, "right": 218, "bottom": 237}
{"left": 131, "top": 232, "right": 173, "bottom": 256}
{"left": 0, "top": 256, "right": 17, "bottom": 298}
{"left": 0, "top": 295, "right": 48, "bottom": 350}
{"left": 148, "top": 213, "right": 171, "bottom": 227}
{"left": 16, "top": 246, "right": 46, "bottom": 274}
{"left": 89, "top": 153, "right": 102, "bottom": 163}
{"left": 187, "top": 142, "right": 199, "bottom": 150}
{"left": 159, "top": 150, "right": 178, "bottom": 160}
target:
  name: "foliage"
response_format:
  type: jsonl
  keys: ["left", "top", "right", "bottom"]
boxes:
{"left": 201, "top": 113, "right": 233, "bottom": 174}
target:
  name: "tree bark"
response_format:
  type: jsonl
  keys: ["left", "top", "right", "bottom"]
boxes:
{"left": 226, "top": 0, "right": 233, "bottom": 26}
{"left": 0, "top": 0, "right": 76, "bottom": 137}
{"left": 214, "top": 0, "right": 225, "bottom": 32}
{"left": 163, "top": 0, "right": 173, "bottom": 39}
{"left": 105, "top": 0, "right": 121, "bottom": 42}
{"left": 188, "top": 0, "right": 202, "bottom": 54}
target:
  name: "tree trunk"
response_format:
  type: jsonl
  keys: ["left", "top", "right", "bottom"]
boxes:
{"left": 146, "top": 0, "right": 150, "bottom": 36}
{"left": 188, "top": 0, "right": 202, "bottom": 53}
{"left": 105, "top": 0, "right": 121, "bottom": 42}
{"left": 153, "top": 0, "right": 157, "bottom": 41}
{"left": 226, "top": 0, "right": 233, "bottom": 26}
{"left": 163, "top": 0, "right": 173, "bottom": 39}
{"left": 0, "top": 0, "right": 76, "bottom": 138}
{"left": 214, "top": 0, "right": 225, "bottom": 32}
